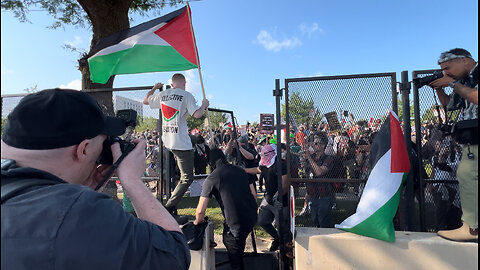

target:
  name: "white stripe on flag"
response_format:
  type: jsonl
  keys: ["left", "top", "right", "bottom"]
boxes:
{"left": 90, "top": 22, "right": 169, "bottom": 58}
{"left": 335, "top": 149, "right": 404, "bottom": 228}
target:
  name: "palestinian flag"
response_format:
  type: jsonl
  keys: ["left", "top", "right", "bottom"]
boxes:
{"left": 88, "top": 4, "right": 198, "bottom": 84}
{"left": 162, "top": 104, "right": 179, "bottom": 122}
{"left": 335, "top": 111, "right": 410, "bottom": 242}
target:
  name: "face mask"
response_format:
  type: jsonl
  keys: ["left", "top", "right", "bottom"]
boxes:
{"left": 281, "top": 152, "right": 287, "bottom": 159}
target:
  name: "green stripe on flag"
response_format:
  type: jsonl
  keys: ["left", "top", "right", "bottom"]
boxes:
{"left": 88, "top": 44, "right": 198, "bottom": 84}
{"left": 341, "top": 173, "right": 408, "bottom": 242}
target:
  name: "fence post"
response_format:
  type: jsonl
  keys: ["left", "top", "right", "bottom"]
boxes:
{"left": 412, "top": 71, "right": 427, "bottom": 232}
{"left": 400, "top": 71, "right": 417, "bottom": 231}
{"left": 274, "top": 79, "right": 289, "bottom": 270}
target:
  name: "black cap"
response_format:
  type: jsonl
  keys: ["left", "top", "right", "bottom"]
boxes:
{"left": 2, "top": 89, "right": 126, "bottom": 149}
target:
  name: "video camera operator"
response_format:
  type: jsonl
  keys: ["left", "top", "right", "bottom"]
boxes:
{"left": 1, "top": 89, "right": 190, "bottom": 269}
{"left": 429, "top": 48, "right": 478, "bottom": 242}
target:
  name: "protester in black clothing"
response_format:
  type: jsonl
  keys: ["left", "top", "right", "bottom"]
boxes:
{"left": 193, "top": 134, "right": 210, "bottom": 175}
{"left": 245, "top": 144, "right": 291, "bottom": 252}
{"left": 195, "top": 149, "right": 257, "bottom": 270}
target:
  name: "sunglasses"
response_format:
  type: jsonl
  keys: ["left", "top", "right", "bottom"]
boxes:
{"left": 260, "top": 149, "right": 275, "bottom": 156}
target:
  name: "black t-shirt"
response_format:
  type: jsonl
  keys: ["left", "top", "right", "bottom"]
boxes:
{"left": 260, "top": 160, "right": 287, "bottom": 206}
{"left": 201, "top": 163, "right": 257, "bottom": 237}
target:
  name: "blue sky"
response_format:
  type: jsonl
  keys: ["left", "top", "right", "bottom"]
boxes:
{"left": 1, "top": 0, "right": 478, "bottom": 124}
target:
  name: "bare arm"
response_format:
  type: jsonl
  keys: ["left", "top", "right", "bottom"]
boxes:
{"left": 238, "top": 144, "right": 254, "bottom": 160}
{"left": 112, "top": 140, "right": 181, "bottom": 232}
{"left": 281, "top": 174, "right": 289, "bottom": 196}
{"left": 193, "top": 99, "right": 210, "bottom": 119}
{"left": 249, "top": 183, "right": 257, "bottom": 199}
{"left": 452, "top": 83, "right": 478, "bottom": 105}
{"left": 245, "top": 167, "right": 262, "bottom": 174}
{"left": 225, "top": 137, "right": 234, "bottom": 155}
{"left": 143, "top": 83, "right": 163, "bottom": 105}
{"left": 194, "top": 196, "right": 210, "bottom": 225}
{"left": 305, "top": 154, "right": 328, "bottom": 177}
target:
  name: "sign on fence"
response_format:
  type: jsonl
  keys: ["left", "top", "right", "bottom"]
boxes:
{"left": 259, "top": 113, "right": 274, "bottom": 135}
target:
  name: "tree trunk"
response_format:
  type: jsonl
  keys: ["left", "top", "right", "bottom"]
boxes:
{"left": 77, "top": 0, "right": 133, "bottom": 116}
{"left": 77, "top": 0, "right": 133, "bottom": 197}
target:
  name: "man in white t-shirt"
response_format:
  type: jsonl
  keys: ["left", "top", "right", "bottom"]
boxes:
{"left": 144, "top": 73, "right": 209, "bottom": 214}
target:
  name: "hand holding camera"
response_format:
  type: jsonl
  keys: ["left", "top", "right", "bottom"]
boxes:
{"left": 111, "top": 139, "right": 147, "bottom": 185}
{"left": 429, "top": 75, "right": 455, "bottom": 89}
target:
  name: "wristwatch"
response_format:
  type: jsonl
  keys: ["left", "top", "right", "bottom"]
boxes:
{"left": 448, "top": 81, "right": 457, "bottom": 88}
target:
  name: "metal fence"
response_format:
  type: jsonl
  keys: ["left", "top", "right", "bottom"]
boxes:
{"left": 412, "top": 70, "right": 463, "bottom": 232}
{"left": 284, "top": 72, "right": 398, "bottom": 228}
{"left": 1, "top": 70, "right": 465, "bottom": 233}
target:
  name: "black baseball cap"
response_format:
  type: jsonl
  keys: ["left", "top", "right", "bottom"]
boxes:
{"left": 2, "top": 88, "right": 126, "bottom": 149}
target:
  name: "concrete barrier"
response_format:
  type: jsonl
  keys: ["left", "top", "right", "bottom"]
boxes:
{"left": 189, "top": 221, "right": 215, "bottom": 270}
{"left": 295, "top": 227, "right": 478, "bottom": 270}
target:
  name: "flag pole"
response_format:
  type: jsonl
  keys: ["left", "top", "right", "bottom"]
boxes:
{"left": 187, "top": 3, "right": 215, "bottom": 146}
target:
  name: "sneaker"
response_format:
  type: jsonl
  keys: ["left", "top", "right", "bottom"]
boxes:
{"left": 297, "top": 206, "right": 309, "bottom": 217}
{"left": 437, "top": 222, "right": 478, "bottom": 242}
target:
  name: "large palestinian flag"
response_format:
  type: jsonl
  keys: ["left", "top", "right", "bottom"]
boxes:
{"left": 88, "top": 4, "right": 198, "bottom": 84}
{"left": 335, "top": 111, "right": 410, "bottom": 242}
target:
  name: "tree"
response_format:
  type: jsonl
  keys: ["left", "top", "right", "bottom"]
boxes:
{"left": 136, "top": 116, "right": 158, "bottom": 133}
{"left": 1, "top": 118, "right": 7, "bottom": 137}
{"left": 397, "top": 97, "right": 415, "bottom": 126}
{"left": 209, "top": 110, "right": 228, "bottom": 130}
{"left": 2, "top": 0, "right": 183, "bottom": 115}
{"left": 187, "top": 114, "right": 205, "bottom": 131}
{"left": 281, "top": 91, "right": 321, "bottom": 128}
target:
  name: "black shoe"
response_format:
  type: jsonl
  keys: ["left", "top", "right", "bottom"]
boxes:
{"left": 172, "top": 214, "right": 189, "bottom": 225}
{"left": 268, "top": 239, "right": 279, "bottom": 252}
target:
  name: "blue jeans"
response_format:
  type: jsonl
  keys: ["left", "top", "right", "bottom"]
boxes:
{"left": 309, "top": 196, "right": 334, "bottom": 228}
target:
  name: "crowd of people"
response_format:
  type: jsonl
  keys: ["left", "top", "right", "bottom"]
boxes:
{"left": 1, "top": 48, "right": 476, "bottom": 270}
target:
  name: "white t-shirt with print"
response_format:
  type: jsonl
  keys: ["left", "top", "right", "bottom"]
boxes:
{"left": 148, "top": 88, "right": 200, "bottom": 150}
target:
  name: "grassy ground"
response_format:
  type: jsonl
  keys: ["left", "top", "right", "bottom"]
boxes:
{"left": 176, "top": 195, "right": 271, "bottom": 237}
{"left": 119, "top": 190, "right": 360, "bottom": 237}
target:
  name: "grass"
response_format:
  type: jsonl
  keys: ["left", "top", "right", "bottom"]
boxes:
{"left": 119, "top": 190, "right": 360, "bottom": 238}
{"left": 176, "top": 196, "right": 271, "bottom": 238}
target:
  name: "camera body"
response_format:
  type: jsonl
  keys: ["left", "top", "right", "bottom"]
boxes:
{"left": 97, "top": 109, "right": 138, "bottom": 165}
{"left": 413, "top": 70, "right": 444, "bottom": 88}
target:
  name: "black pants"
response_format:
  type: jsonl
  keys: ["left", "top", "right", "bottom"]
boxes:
{"left": 223, "top": 224, "right": 250, "bottom": 270}
{"left": 257, "top": 199, "right": 292, "bottom": 244}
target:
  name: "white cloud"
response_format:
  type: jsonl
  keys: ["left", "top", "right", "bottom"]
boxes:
{"left": 1, "top": 64, "right": 14, "bottom": 75}
{"left": 59, "top": 79, "right": 82, "bottom": 90}
{"left": 66, "top": 35, "right": 83, "bottom": 48}
{"left": 255, "top": 30, "right": 302, "bottom": 52}
{"left": 298, "top": 23, "right": 323, "bottom": 37}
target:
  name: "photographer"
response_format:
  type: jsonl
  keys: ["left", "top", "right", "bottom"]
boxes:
{"left": 1, "top": 89, "right": 190, "bottom": 269}
{"left": 429, "top": 48, "right": 478, "bottom": 242}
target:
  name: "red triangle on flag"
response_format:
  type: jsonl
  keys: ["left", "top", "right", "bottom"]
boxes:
{"left": 154, "top": 5, "right": 198, "bottom": 66}
{"left": 389, "top": 112, "right": 411, "bottom": 173}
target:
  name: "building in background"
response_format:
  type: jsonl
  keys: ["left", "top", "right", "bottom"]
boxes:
{"left": 113, "top": 95, "right": 143, "bottom": 119}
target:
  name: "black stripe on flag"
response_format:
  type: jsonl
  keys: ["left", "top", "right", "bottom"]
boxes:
{"left": 92, "top": 6, "right": 187, "bottom": 52}
{"left": 367, "top": 116, "right": 391, "bottom": 169}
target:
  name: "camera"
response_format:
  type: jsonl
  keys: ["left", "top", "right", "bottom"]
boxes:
{"left": 97, "top": 109, "right": 138, "bottom": 165}
{"left": 413, "top": 70, "right": 444, "bottom": 88}
{"left": 439, "top": 122, "right": 456, "bottom": 136}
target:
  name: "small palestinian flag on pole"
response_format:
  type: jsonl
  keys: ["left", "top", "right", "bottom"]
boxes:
{"left": 88, "top": 4, "right": 198, "bottom": 84}
{"left": 335, "top": 111, "right": 410, "bottom": 242}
